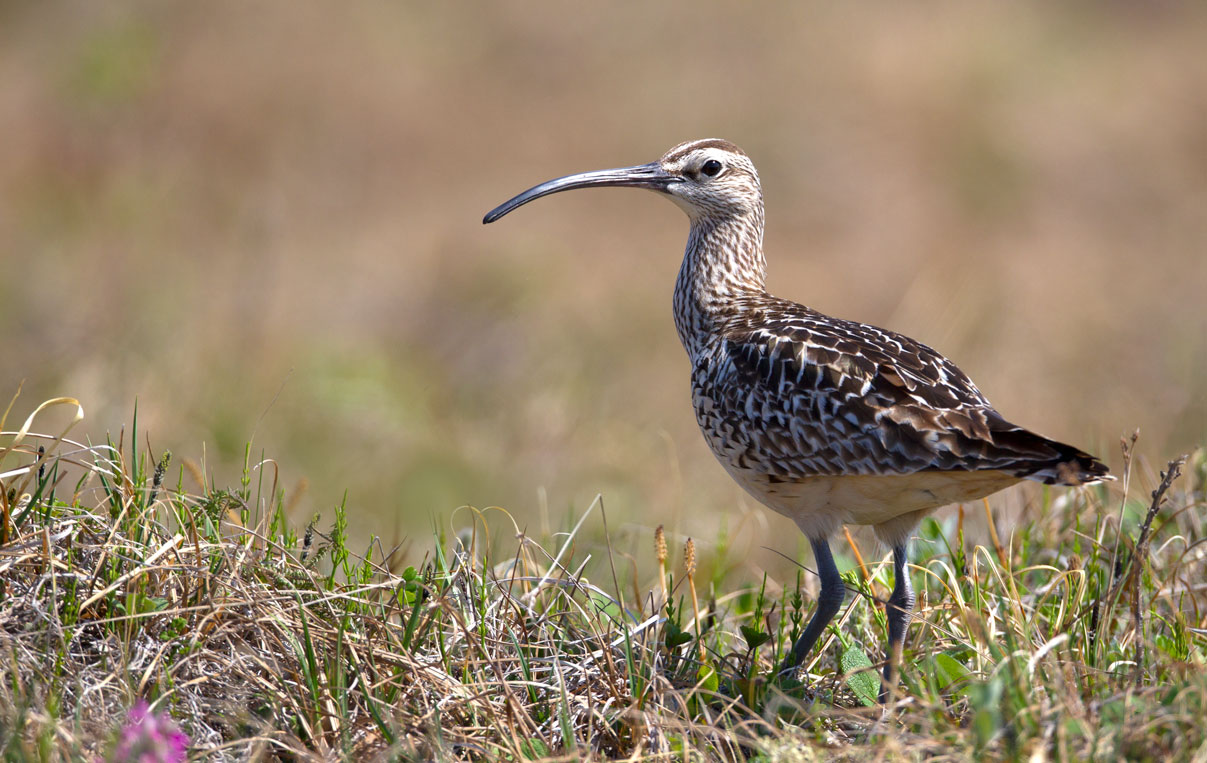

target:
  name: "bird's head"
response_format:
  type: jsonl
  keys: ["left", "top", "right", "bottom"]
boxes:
{"left": 483, "top": 139, "right": 762, "bottom": 225}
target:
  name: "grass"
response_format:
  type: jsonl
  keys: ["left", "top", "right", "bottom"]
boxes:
{"left": 1, "top": 399, "right": 1206, "bottom": 761}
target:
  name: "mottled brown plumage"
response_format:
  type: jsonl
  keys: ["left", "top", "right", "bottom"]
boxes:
{"left": 693, "top": 294, "right": 1108, "bottom": 545}
{"left": 484, "top": 138, "right": 1111, "bottom": 696}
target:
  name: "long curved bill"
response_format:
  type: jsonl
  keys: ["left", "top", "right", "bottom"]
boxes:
{"left": 483, "top": 162, "right": 680, "bottom": 224}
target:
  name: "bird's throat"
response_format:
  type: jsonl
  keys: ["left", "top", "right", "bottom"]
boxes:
{"left": 672, "top": 214, "right": 767, "bottom": 356}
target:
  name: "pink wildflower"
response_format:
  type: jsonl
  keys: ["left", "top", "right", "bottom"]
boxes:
{"left": 102, "top": 699, "right": 189, "bottom": 763}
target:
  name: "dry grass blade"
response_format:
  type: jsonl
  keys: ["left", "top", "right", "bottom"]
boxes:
{"left": 0, "top": 396, "right": 85, "bottom": 545}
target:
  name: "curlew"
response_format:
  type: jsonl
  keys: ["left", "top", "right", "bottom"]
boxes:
{"left": 483, "top": 139, "right": 1111, "bottom": 697}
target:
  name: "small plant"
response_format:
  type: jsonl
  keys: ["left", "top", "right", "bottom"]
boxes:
{"left": 100, "top": 700, "right": 189, "bottom": 763}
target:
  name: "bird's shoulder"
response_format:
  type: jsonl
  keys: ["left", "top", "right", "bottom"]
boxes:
{"left": 716, "top": 296, "right": 990, "bottom": 412}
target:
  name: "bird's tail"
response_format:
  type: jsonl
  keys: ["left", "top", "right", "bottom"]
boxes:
{"left": 1026, "top": 442, "right": 1112, "bottom": 485}
{"left": 1003, "top": 430, "right": 1113, "bottom": 486}
{"left": 976, "top": 413, "right": 1112, "bottom": 486}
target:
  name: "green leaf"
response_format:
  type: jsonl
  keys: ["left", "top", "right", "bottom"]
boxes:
{"left": 969, "top": 677, "right": 1005, "bottom": 748}
{"left": 117, "top": 593, "right": 169, "bottom": 616}
{"left": 588, "top": 590, "right": 623, "bottom": 621}
{"left": 697, "top": 661, "right": 719, "bottom": 692}
{"left": 933, "top": 652, "right": 971, "bottom": 690}
{"left": 840, "top": 647, "right": 879, "bottom": 706}
{"left": 1155, "top": 631, "right": 1189, "bottom": 661}
{"left": 664, "top": 622, "right": 693, "bottom": 649}
{"left": 518, "top": 738, "right": 550, "bottom": 760}
{"left": 668, "top": 632, "right": 693, "bottom": 648}
{"left": 740, "top": 624, "right": 771, "bottom": 650}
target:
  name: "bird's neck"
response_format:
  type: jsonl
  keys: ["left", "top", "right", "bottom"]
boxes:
{"left": 673, "top": 210, "right": 767, "bottom": 356}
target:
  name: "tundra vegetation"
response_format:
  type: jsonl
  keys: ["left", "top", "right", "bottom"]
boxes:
{"left": 1, "top": 399, "right": 1204, "bottom": 760}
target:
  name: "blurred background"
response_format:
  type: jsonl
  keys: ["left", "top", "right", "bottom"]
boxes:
{"left": 2, "top": 3, "right": 1204, "bottom": 579}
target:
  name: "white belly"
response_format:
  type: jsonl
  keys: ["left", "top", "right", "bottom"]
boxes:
{"left": 719, "top": 459, "right": 1020, "bottom": 546}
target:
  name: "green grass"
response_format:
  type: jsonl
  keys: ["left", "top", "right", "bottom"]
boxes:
{"left": 1, "top": 401, "right": 1205, "bottom": 761}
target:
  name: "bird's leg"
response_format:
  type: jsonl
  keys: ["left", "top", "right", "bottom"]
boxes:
{"left": 779, "top": 537, "right": 845, "bottom": 678}
{"left": 880, "top": 543, "right": 915, "bottom": 702}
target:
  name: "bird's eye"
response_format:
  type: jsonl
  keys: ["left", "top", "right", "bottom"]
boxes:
{"left": 700, "top": 159, "right": 723, "bottom": 178}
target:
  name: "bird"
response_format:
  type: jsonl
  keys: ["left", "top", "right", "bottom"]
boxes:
{"left": 482, "top": 138, "right": 1111, "bottom": 699}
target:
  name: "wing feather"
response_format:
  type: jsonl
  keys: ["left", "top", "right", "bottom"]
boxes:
{"left": 695, "top": 296, "right": 1108, "bottom": 484}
